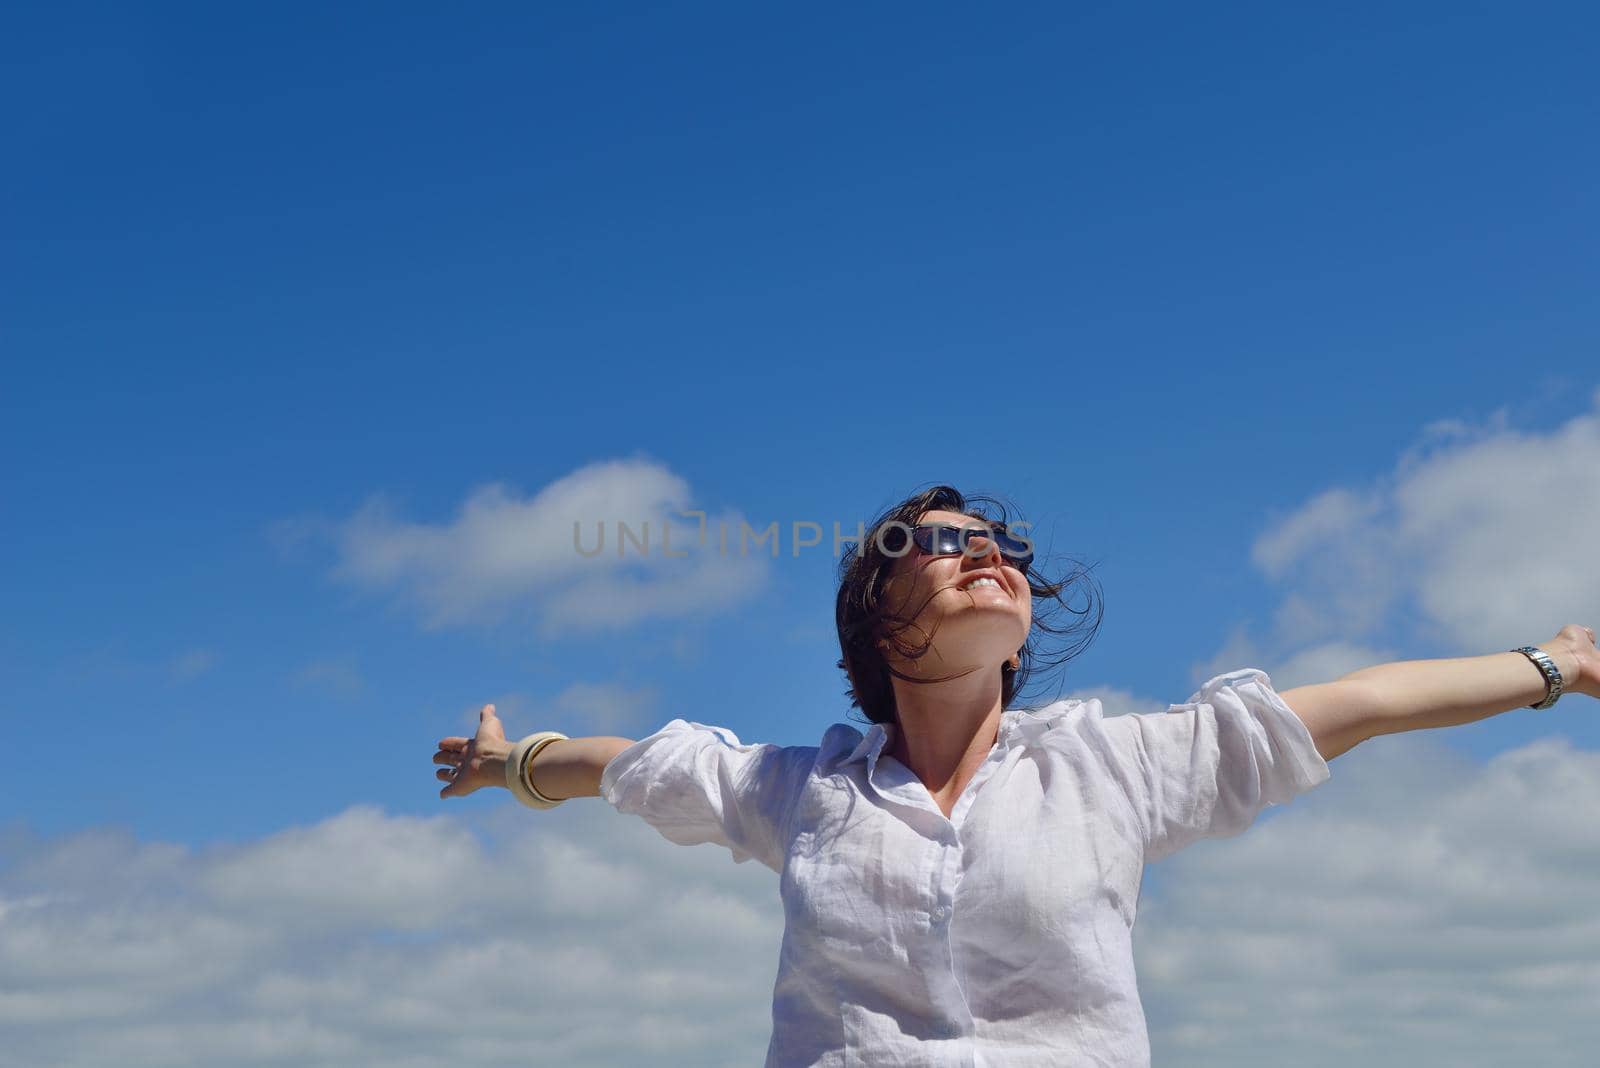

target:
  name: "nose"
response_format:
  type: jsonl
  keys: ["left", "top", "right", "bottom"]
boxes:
{"left": 965, "top": 533, "right": 1004, "bottom": 566}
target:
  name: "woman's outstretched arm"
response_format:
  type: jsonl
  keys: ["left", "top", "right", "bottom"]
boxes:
{"left": 1280, "top": 625, "right": 1598, "bottom": 762}
{"left": 434, "top": 702, "right": 635, "bottom": 800}
{"left": 524, "top": 735, "right": 638, "bottom": 799}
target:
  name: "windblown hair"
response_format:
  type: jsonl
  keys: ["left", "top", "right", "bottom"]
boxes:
{"left": 835, "top": 484, "right": 1104, "bottom": 726}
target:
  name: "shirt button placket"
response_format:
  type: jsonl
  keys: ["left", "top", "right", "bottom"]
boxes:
{"left": 930, "top": 827, "right": 953, "bottom": 922}
{"left": 929, "top": 830, "right": 974, "bottom": 1049}
{"left": 934, "top": 823, "right": 959, "bottom": 922}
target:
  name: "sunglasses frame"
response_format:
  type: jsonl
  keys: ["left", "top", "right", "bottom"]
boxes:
{"left": 878, "top": 519, "right": 1034, "bottom": 573}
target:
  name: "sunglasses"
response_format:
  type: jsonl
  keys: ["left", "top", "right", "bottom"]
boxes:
{"left": 879, "top": 521, "right": 1034, "bottom": 573}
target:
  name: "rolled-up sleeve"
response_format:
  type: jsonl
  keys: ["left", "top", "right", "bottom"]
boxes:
{"left": 1098, "top": 668, "right": 1332, "bottom": 863}
{"left": 598, "top": 719, "right": 816, "bottom": 874}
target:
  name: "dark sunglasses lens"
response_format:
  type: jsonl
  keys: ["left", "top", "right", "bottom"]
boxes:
{"left": 957, "top": 525, "right": 1024, "bottom": 559}
{"left": 907, "top": 526, "right": 955, "bottom": 555}
{"left": 996, "top": 531, "right": 1031, "bottom": 564}
{"left": 977, "top": 527, "right": 1032, "bottom": 571}
{"left": 910, "top": 524, "right": 1032, "bottom": 570}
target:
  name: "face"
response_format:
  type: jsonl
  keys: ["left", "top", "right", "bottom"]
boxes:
{"left": 876, "top": 509, "right": 1032, "bottom": 676}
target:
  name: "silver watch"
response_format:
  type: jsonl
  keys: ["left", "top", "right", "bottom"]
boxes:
{"left": 1512, "top": 646, "right": 1564, "bottom": 710}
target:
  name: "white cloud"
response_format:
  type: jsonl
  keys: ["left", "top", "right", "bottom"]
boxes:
{"left": 1136, "top": 731, "right": 1600, "bottom": 1065}
{"left": 1177, "top": 628, "right": 1393, "bottom": 699}
{"left": 0, "top": 801, "right": 782, "bottom": 1067}
{"left": 1252, "top": 486, "right": 1385, "bottom": 580}
{"left": 1253, "top": 639, "right": 1397, "bottom": 690}
{"left": 1068, "top": 683, "right": 1169, "bottom": 717}
{"left": 1236, "top": 391, "right": 1600, "bottom": 674}
{"left": 551, "top": 681, "right": 660, "bottom": 735}
{"left": 1103, "top": 388, "right": 1600, "bottom": 1060}
{"left": 305, "top": 457, "right": 770, "bottom": 634}
{"left": 442, "top": 683, "right": 660, "bottom": 740}
{"left": 6, "top": 732, "right": 1600, "bottom": 1065}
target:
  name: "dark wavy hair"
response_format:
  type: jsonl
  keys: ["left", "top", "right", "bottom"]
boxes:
{"left": 835, "top": 484, "right": 1103, "bottom": 726}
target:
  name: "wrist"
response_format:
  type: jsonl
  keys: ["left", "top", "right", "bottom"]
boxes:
{"left": 479, "top": 738, "right": 515, "bottom": 788}
{"left": 1536, "top": 642, "right": 1582, "bottom": 690}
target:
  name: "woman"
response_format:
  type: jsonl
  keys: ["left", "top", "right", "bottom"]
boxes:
{"left": 432, "top": 484, "right": 1599, "bottom": 1067}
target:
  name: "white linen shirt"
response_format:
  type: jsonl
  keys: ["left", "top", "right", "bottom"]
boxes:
{"left": 598, "top": 668, "right": 1332, "bottom": 1067}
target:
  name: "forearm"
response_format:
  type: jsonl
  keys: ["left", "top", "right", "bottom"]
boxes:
{"left": 1337, "top": 645, "right": 1579, "bottom": 737}
{"left": 477, "top": 735, "right": 636, "bottom": 799}
{"left": 525, "top": 736, "right": 636, "bottom": 799}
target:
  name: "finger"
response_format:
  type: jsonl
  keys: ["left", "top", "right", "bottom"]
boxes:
{"left": 436, "top": 768, "right": 455, "bottom": 781}
{"left": 433, "top": 752, "right": 460, "bottom": 766}
{"left": 438, "top": 737, "right": 467, "bottom": 749}
{"left": 480, "top": 704, "right": 497, "bottom": 720}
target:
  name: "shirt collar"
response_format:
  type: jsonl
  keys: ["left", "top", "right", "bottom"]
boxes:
{"left": 839, "top": 702, "right": 1081, "bottom": 768}
{"left": 842, "top": 720, "right": 894, "bottom": 767}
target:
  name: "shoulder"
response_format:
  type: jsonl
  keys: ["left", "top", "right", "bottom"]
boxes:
{"left": 625, "top": 718, "right": 823, "bottom": 772}
{"left": 1005, "top": 698, "right": 1095, "bottom": 745}
{"left": 1005, "top": 698, "right": 1156, "bottom": 772}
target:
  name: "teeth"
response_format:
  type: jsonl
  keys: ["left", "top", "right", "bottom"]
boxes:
{"left": 965, "top": 577, "right": 1001, "bottom": 591}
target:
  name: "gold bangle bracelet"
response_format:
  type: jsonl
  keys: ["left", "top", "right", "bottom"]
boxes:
{"left": 521, "top": 735, "right": 569, "bottom": 805}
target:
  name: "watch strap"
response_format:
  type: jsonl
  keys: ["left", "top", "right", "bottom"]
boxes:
{"left": 1511, "top": 646, "right": 1564, "bottom": 710}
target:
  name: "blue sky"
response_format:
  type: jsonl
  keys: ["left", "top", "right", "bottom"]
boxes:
{"left": 4, "top": 5, "right": 1599, "bottom": 1064}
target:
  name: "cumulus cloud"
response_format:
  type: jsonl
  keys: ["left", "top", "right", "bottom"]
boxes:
{"left": 1136, "top": 390, "right": 1600, "bottom": 1060}
{"left": 550, "top": 681, "right": 661, "bottom": 736}
{"left": 1136, "top": 730, "right": 1600, "bottom": 1065}
{"left": 289, "top": 457, "right": 770, "bottom": 635}
{"left": 1069, "top": 683, "right": 1169, "bottom": 718}
{"left": 0, "top": 802, "right": 783, "bottom": 1067}
{"left": 5, "top": 731, "right": 1599, "bottom": 1066}
{"left": 1234, "top": 392, "right": 1600, "bottom": 682}
{"left": 438, "top": 683, "right": 662, "bottom": 742}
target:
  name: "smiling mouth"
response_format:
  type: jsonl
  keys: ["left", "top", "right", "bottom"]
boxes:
{"left": 959, "top": 576, "right": 1005, "bottom": 593}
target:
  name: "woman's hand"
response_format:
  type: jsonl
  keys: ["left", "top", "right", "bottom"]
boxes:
{"left": 1543, "top": 624, "right": 1600, "bottom": 701}
{"left": 434, "top": 703, "right": 515, "bottom": 799}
